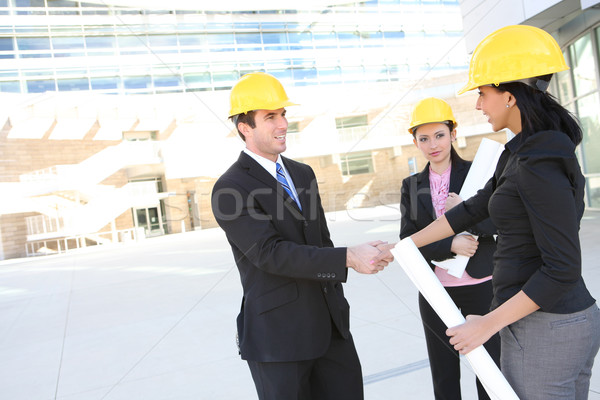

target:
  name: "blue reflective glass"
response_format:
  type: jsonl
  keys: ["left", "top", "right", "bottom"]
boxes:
{"left": 123, "top": 76, "right": 151, "bottom": 89}
{"left": 183, "top": 73, "right": 211, "bottom": 86}
{"left": 293, "top": 68, "right": 317, "bottom": 82}
{"left": 16, "top": 0, "right": 44, "bottom": 6}
{"left": 261, "top": 22, "right": 286, "bottom": 30}
{"left": 118, "top": 35, "right": 147, "bottom": 48}
{"left": 52, "top": 37, "right": 85, "bottom": 49}
{"left": 0, "top": 0, "right": 8, "bottom": 6}
{"left": 27, "top": 79, "right": 55, "bottom": 93}
{"left": 85, "top": 36, "right": 116, "bottom": 49}
{"left": 288, "top": 32, "right": 312, "bottom": 50}
{"left": 235, "top": 33, "right": 261, "bottom": 45}
{"left": 148, "top": 35, "right": 177, "bottom": 47}
{"left": 154, "top": 76, "right": 181, "bottom": 87}
{"left": 207, "top": 34, "right": 234, "bottom": 51}
{"left": 91, "top": 77, "right": 120, "bottom": 90}
{"left": 337, "top": 32, "right": 360, "bottom": 48}
{"left": 57, "top": 78, "right": 90, "bottom": 91}
{"left": 178, "top": 34, "right": 206, "bottom": 46}
{"left": 385, "top": 31, "right": 405, "bottom": 39}
{"left": 0, "top": 38, "right": 13, "bottom": 51}
{"left": 268, "top": 69, "right": 292, "bottom": 81}
{"left": 234, "top": 22, "right": 260, "bottom": 29}
{"left": 17, "top": 37, "right": 50, "bottom": 50}
{"left": 0, "top": 81, "right": 20, "bottom": 92}
{"left": 313, "top": 32, "right": 336, "bottom": 48}
{"left": 212, "top": 71, "right": 239, "bottom": 83}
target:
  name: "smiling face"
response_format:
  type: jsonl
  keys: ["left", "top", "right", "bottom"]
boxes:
{"left": 413, "top": 122, "right": 455, "bottom": 168}
{"left": 239, "top": 108, "right": 288, "bottom": 162}
{"left": 476, "top": 85, "right": 521, "bottom": 133}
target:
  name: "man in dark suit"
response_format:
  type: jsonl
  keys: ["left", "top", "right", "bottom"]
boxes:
{"left": 211, "top": 72, "right": 391, "bottom": 400}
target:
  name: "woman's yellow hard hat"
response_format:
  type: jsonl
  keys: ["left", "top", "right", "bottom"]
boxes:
{"left": 229, "top": 72, "right": 298, "bottom": 117}
{"left": 457, "top": 25, "right": 569, "bottom": 95}
{"left": 408, "top": 97, "right": 457, "bottom": 134}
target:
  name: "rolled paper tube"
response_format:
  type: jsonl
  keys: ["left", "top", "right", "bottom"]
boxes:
{"left": 391, "top": 238, "right": 519, "bottom": 400}
{"left": 433, "top": 138, "right": 505, "bottom": 277}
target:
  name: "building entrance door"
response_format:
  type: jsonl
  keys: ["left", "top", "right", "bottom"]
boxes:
{"left": 135, "top": 206, "right": 165, "bottom": 237}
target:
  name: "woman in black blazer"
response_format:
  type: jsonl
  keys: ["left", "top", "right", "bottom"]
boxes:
{"left": 400, "top": 97, "right": 500, "bottom": 400}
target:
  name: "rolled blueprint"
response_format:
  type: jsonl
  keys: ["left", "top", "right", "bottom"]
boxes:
{"left": 432, "top": 138, "right": 505, "bottom": 277}
{"left": 391, "top": 238, "right": 519, "bottom": 400}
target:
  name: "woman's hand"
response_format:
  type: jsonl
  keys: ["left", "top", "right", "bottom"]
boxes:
{"left": 446, "top": 315, "right": 495, "bottom": 355}
{"left": 450, "top": 234, "right": 478, "bottom": 257}
{"left": 445, "top": 192, "right": 463, "bottom": 211}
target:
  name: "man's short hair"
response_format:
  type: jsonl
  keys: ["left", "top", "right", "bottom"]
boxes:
{"left": 231, "top": 111, "right": 256, "bottom": 142}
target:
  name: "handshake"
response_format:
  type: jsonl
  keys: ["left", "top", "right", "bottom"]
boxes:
{"left": 346, "top": 241, "right": 395, "bottom": 274}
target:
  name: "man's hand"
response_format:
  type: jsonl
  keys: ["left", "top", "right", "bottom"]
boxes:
{"left": 347, "top": 241, "right": 391, "bottom": 274}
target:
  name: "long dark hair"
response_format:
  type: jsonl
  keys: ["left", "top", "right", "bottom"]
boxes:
{"left": 495, "top": 77, "right": 582, "bottom": 145}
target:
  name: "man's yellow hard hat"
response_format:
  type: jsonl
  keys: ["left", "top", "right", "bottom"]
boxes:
{"left": 408, "top": 97, "right": 457, "bottom": 134}
{"left": 229, "top": 72, "right": 298, "bottom": 117}
{"left": 458, "top": 25, "right": 569, "bottom": 95}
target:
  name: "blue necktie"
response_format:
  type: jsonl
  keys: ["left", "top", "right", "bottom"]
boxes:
{"left": 276, "top": 162, "right": 301, "bottom": 210}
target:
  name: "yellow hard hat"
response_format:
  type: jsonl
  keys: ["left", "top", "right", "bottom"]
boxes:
{"left": 229, "top": 72, "right": 298, "bottom": 117}
{"left": 458, "top": 25, "right": 569, "bottom": 95}
{"left": 408, "top": 97, "right": 457, "bottom": 134}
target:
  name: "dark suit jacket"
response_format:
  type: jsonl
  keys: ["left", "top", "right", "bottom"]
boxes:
{"left": 400, "top": 157, "right": 496, "bottom": 279}
{"left": 211, "top": 151, "right": 350, "bottom": 363}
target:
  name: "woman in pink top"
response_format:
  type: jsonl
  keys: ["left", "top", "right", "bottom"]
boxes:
{"left": 400, "top": 98, "right": 499, "bottom": 400}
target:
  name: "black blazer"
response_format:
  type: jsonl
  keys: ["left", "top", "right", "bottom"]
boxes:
{"left": 400, "top": 157, "right": 496, "bottom": 279}
{"left": 211, "top": 152, "right": 349, "bottom": 362}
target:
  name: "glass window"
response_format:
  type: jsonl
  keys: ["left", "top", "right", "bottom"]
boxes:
{"left": 0, "top": 81, "right": 21, "bottom": 92}
{"left": 178, "top": 34, "right": 206, "bottom": 47}
{"left": 313, "top": 31, "right": 337, "bottom": 49}
{"left": 154, "top": 76, "right": 181, "bottom": 88}
{"left": 385, "top": 31, "right": 406, "bottom": 40}
{"left": 555, "top": 53, "right": 574, "bottom": 102}
{"left": 576, "top": 93, "right": 600, "bottom": 175}
{"left": 118, "top": 35, "right": 148, "bottom": 54}
{"left": 27, "top": 79, "right": 56, "bottom": 93}
{"left": 123, "top": 76, "right": 151, "bottom": 89}
{"left": 212, "top": 71, "right": 238, "bottom": 84}
{"left": 148, "top": 35, "right": 177, "bottom": 48}
{"left": 57, "top": 78, "right": 90, "bottom": 91}
{"left": 207, "top": 33, "right": 234, "bottom": 51}
{"left": 235, "top": 33, "right": 262, "bottom": 51}
{"left": 408, "top": 157, "right": 418, "bottom": 175}
{"left": 340, "top": 151, "right": 374, "bottom": 176}
{"left": 91, "top": 77, "right": 120, "bottom": 90}
{"left": 288, "top": 32, "right": 312, "bottom": 50}
{"left": 262, "top": 32, "right": 288, "bottom": 50}
{"left": 84, "top": 35, "right": 114, "bottom": 49}
{"left": 337, "top": 32, "right": 360, "bottom": 48}
{"left": 52, "top": 36, "right": 85, "bottom": 49}
{"left": 0, "top": 37, "right": 13, "bottom": 58}
{"left": 586, "top": 176, "right": 600, "bottom": 209}
{"left": 318, "top": 67, "right": 342, "bottom": 83}
{"left": 569, "top": 33, "right": 597, "bottom": 96}
{"left": 183, "top": 72, "right": 211, "bottom": 87}
{"left": 16, "top": 0, "right": 45, "bottom": 15}
{"left": 0, "top": 38, "right": 13, "bottom": 51}
{"left": 292, "top": 68, "right": 317, "bottom": 85}
{"left": 17, "top": 37, "right": 51, "bottom": 51}
{"left": 269, "top": 69, "right": 292, "bottom": 82}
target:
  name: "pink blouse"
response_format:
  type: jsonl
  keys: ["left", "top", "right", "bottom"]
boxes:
{"left": 429, "top": 164, "right": 492, "bottom": 287}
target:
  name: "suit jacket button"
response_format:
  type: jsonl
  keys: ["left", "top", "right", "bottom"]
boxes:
{"left": 317, "top": 273, "right": 322, "bottom": 278}
{"left": 323, "top": 286, "right": 328, "bottom": 294}
{"left": 331, "top": 273, "right": 336, "bottom": 278}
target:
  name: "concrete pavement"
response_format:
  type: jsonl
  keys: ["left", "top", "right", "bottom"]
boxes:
{"left": 0, "top": 206, "right": 599, "bottom": 399}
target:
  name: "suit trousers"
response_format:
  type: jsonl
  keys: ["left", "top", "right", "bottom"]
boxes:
{"left": 500, "top": 302, "right": 600, "bottom": 400}
{"left": 247, "top": 326, "right": 363, "bottom": 400}
{"left": 419, "top": 280, "right": 500, "bottom": 400}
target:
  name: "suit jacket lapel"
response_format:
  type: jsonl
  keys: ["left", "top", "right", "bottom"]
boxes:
{"left": 415, "top": 164, "right": 436, "bottom": 221}
{"left": 449, "top": 158, "right": 469, "bottom": 194}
